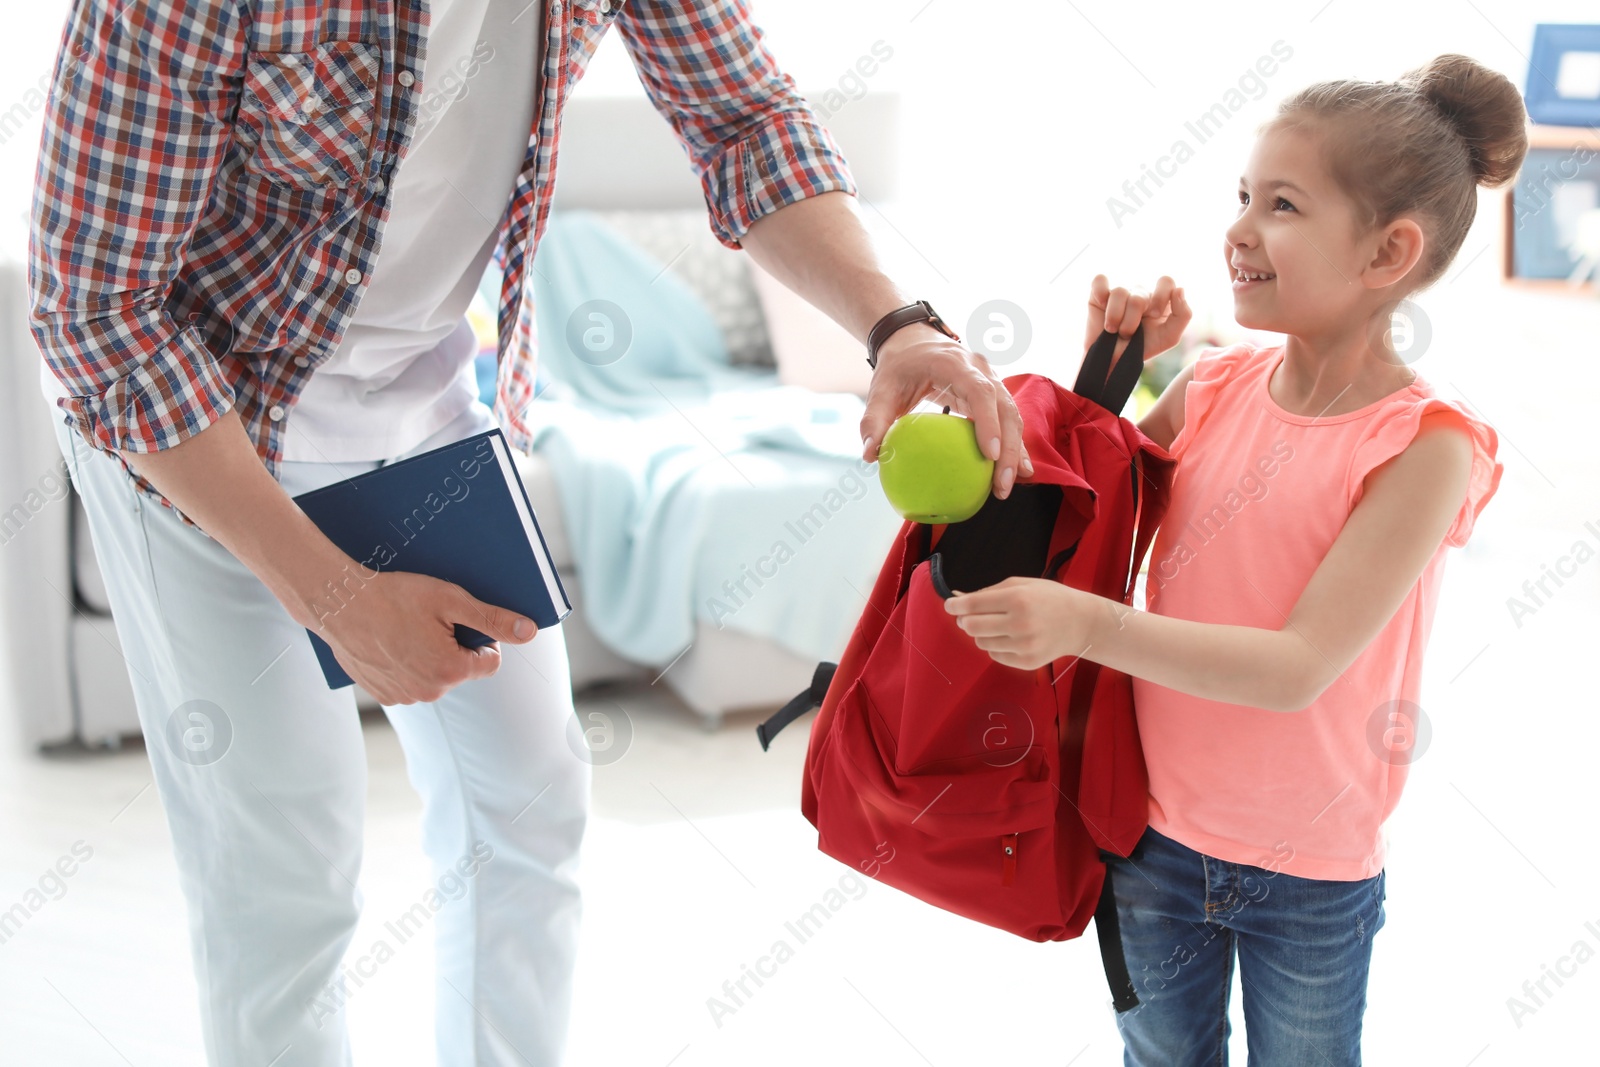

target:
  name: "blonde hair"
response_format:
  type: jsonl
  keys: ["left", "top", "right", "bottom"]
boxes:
{"left": 1266, "top": 54, "right": 1529, "bottom": 291}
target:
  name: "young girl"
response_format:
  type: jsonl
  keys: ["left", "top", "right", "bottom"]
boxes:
{"left": 945, "top": 54, "right": 1525, "bottom": 1064}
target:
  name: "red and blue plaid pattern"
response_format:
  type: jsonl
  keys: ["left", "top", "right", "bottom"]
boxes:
{"left": 29, "top": 0, "right": 855, "bottom": 518}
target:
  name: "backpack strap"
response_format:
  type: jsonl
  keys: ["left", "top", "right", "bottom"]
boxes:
{"left": 766, "top": 511, "right": 938, "bottom": 752}
{"left": 756, "top": 661, "right": 837, "bottom": 751}
{"left": 1073, "top": 325, "right": 1146, "bottom": 414}
{"left": 1095, "top": 849, "right": 1141, "bottom": 1012}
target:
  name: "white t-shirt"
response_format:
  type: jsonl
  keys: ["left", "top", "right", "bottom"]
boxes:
{"left": 281, "top": 0, "right": 541, "bottom": 462}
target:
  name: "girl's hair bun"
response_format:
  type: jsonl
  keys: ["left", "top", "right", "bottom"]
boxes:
{"left": 1400, "top": 53, "right": 1528, "bottom": 188}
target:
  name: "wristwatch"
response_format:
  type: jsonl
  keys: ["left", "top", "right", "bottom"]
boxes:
{"left": 866, "top": 300, "right": 960, "bottom": 369}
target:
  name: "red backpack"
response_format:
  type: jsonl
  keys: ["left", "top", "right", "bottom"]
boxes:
{"left": 758, "top": 326, "right": 1175, "bottom": 1011}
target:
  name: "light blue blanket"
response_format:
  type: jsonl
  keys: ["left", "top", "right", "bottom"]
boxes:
{"left": 528, "top": 214, "right": 902, "bottom": 666}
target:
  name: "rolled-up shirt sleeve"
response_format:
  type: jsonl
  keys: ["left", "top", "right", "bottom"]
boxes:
{"left": 616, "top": 0, "right": 857, "bottom": 249}
{"left": 29, "top": 0, "right": 247, "bottom": 455}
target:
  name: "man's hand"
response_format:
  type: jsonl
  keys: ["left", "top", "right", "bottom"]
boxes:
{"left": 313, "top": 571, "right": 537, "bottom": 705}
{"left": 944, "top": 577, "right": 1119, "bottom": 671}
{"left": 118, "top": 410, "right": 538, "bottom": 706}
{"left": 1087, "top": 274, "right": 1192, "bottom": 360}
{"left": 859, "top": 322, "right": 1032, "bottom": 499}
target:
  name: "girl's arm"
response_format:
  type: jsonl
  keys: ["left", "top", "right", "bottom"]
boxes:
{"left": 1135, "top": 361, "right": 1197, "bottom": 454}
{"left": 946, "top": 411, "right": 1474, "bottom": 712}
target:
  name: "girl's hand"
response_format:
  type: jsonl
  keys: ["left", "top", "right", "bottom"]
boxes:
{"left": 944, "top": 577, "right": 1111, "bottom": 671}
{"left": 1086, "top": 274, "right": 1192, "bottom": 360}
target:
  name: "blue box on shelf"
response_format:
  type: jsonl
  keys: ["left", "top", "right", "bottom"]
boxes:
{"left": 1525, "top": 25, "right": 1600, "bottom": 127}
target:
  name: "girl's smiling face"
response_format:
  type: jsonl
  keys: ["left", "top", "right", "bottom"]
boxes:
{"left": 1224, "top": 123, "right": 1380, "bottom": 338}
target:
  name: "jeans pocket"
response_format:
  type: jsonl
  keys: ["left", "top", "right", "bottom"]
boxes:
{"left": 1369, "top": 869, "right": 1388, "bottom": 939}
{"left": 54, "top": 413, "right": 84, "bottom": 491}
{"left": 236, "top": 41, "right": 379, "bottom": 189}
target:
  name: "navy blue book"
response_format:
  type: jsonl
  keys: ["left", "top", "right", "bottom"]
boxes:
{"left": 292, "top": 429, "right": 571, "bottom": 690}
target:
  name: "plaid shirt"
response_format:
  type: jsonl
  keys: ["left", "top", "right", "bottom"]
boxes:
{"left": 29, "top": 0, "right": 855, "bottom": 518}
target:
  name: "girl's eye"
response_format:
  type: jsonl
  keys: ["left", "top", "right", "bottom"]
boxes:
{"left": 1237, "top": 190, "right": 1297, "bottom": 212}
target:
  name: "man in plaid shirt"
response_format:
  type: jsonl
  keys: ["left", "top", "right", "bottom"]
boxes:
{"left": 30, "top": 1, "right": 1027, "bottom": 1063}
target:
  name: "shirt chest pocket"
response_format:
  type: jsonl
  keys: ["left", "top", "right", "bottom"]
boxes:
{"left": 236, "top": 40, "right": 380, "bottom": 189}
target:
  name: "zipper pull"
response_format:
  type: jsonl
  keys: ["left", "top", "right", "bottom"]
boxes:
{"left": 1001, "top": 833, "right": 1019, "bottom": 887}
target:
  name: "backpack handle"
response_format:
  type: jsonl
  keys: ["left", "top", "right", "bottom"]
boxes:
{"left": 1073, "top": 324, "right": 1146, "bottom": 414}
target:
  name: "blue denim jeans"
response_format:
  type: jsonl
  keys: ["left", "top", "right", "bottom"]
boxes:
{"left": 1109, "top": 827, "right": 1386, "bottom": 1066}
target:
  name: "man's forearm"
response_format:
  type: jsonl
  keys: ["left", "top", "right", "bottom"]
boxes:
{"left": 116, "top": 411, "right": 356, "bottom": 629}
{"left": 740, "top": 191, "right": 915, "bottom": 344}
{"left": 1084, "top": 595, "right": 1319, "bottom": 713}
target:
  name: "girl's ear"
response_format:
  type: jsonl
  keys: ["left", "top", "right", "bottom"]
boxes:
{"left": 1363, "top": 218, "right": 1426, "bottom": 290}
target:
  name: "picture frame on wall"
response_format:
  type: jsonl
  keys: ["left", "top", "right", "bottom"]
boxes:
{"left": 1501, "top": 126, "right": 1600, "bottom": 292}
{"left": 1524, "top": 24, "right": 1600, "bottom": 127}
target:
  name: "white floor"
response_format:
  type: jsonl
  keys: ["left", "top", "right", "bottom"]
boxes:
{"left": 3, "top": 278, "right": 1599, "bottom": 1065}
{"left": 2, "top": 593, "right": 1597, "bottom": 1067}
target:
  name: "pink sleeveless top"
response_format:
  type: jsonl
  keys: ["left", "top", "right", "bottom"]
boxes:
{"left": 1131, "top": 342, "right": 1502, "bottom": 880}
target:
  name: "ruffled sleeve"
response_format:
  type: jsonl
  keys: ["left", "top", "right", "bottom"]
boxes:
{"left": 1166, "top": 342, "right": 1262, "bottom": 463}
{"left": 1347, "top": 395, "right": 1502, "bottom": 549}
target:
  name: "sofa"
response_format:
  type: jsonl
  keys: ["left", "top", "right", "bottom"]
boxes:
{"left": 0, "top": 89, "right": 901, "bottom": 748}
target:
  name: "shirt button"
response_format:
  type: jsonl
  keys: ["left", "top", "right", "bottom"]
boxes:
{"left": 293, "top": 356, "right": 310, "bottom": 368}
{"left": 397, "top": 70, "right": 416, "bottom": 87}
{"left": 268, "top": 405, "right": 286, "bottom": 422}
{"left": 344, "top": 268, "right": 363, "bottom": 285}
{"left": 599, "top": 0, "right": 612, "bottom": 10}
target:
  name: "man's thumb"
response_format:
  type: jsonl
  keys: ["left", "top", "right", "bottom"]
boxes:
{"left": 860, "top": 383, "right": 912, "bottom": 462}
{"left": 450, "top": 588, "right": 537, "bottom": 643}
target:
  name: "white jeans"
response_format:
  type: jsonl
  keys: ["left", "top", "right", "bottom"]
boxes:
{"left": 55, "top": 403, "right": 589, "bottom": 1067}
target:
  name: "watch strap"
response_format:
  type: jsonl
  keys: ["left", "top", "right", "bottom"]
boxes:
{"left": 866, "top": 301, "right": 959, "bottom": 369}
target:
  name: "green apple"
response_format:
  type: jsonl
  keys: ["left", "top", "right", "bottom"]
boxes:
{"left": 877, "top": 412, "right": 995, "bottom": 524}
